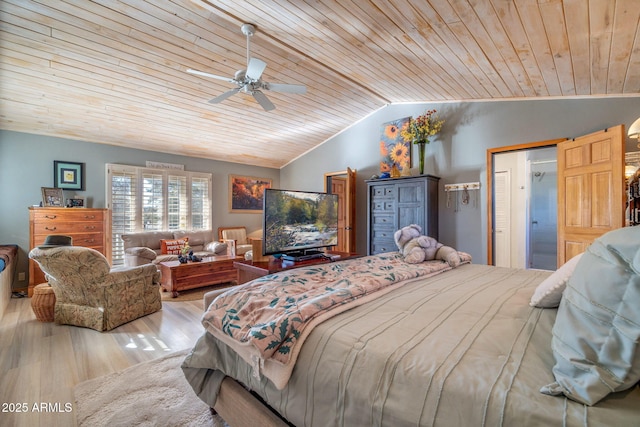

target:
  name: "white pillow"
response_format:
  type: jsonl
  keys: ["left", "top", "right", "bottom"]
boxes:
{"left": 529, "top": 253, "right": 583, "bottom": 308}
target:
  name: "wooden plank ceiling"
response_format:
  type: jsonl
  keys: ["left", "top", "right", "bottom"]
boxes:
{"left": 1, "top": 0, "right": 638, "bottom": 169}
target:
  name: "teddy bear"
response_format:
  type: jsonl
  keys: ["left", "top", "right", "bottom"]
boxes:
{"left": 393, "top": 224, "right": 462, "bottom": 267}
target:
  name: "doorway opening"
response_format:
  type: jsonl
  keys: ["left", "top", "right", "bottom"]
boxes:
{"left": 487, "top": 138, "right": 566, "bottom": 268}
{"left": 492, "top": 146, "right": 557, "bottom": 269}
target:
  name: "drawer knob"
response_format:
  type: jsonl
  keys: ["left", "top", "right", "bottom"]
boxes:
{"left": 84, "top": 215, "right": 96, "bottom": 219}
{"left": 44, "top": 215, "right": 57, "bottom": 219}
{"left": 84, "top": 226, "right": 96, "bottom": 230}
{"left": 44, "top": 226, "right": 57, "bottom": 231}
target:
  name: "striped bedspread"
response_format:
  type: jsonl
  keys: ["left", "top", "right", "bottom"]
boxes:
{"left": 183, "top": 263, "right": 640, "bottom": 426}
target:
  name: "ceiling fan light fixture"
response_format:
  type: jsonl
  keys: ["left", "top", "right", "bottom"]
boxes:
{"left": 186, "top": 23, "right": 306, "bottom": 111}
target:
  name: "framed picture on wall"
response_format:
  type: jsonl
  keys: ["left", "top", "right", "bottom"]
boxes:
{"left": 229, "top": 175, "right": 272, "bottom": 213}
{"left": 54, "top": 160, "right": 85, "bottom": 190}
{"left": 41, "top": 187, "right": 64, "bottom": 207}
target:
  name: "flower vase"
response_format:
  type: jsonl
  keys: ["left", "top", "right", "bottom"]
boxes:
{"left": 417, "top": 141, "right": 426, "bottom": 175}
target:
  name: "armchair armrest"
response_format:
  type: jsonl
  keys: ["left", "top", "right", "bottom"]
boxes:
{"left": 108, "top": 263, "right": 160, "bottom": 283}
{"left": 204, "top": 241, "right": 228, "bottom": 255}
{"left": 124, "top": 246, "right": 157, "bottom": 267}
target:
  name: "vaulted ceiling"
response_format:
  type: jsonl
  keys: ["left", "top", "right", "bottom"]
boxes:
{"left": 1, "top": 0, "right": 638, "bottom": 168}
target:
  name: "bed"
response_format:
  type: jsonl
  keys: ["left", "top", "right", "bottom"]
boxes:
{"left": 182, "top": 229, "right": 640, "bottom": 426}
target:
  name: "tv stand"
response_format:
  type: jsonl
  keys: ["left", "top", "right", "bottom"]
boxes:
{"left": 234, "top": 251, "right": 360, "bottom": 285}
{"left": 280, "top": 250, "right": 324, "bottom": 262}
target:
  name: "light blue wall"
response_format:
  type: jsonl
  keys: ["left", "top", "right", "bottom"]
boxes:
{"left": 281, "top": 97, "right": 640, "bottom": 263}
{"left": 0, "top": 131, "right": 279, "bottom": 289}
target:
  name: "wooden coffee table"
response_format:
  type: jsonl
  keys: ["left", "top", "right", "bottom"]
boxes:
{"left": 158, "top": 255, "right": 243, "bottom": 298}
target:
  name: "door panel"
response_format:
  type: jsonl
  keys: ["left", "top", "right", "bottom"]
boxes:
{"left": 345, "top": 168, "right": 356, "bottom": 253}
{"left": 331, "top": 177, "right": 347, "bottom": 252}
{"left": 564, "top": 175, "right": 585, "bottom": 227}
{"left": 494, "top": 170, "right": 510, "bottom": 267}
{"left": 557, "top": 125, "right": 625, "bottom": 265}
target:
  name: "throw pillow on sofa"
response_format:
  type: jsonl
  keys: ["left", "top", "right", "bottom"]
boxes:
{"left": 160, "top": 238, "right": 189, "bottom": 255}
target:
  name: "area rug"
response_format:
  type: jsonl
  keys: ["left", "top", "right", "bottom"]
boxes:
{"left": 160, "top": 283, "right": 235, "bottom": 302}
{"left": 74, "top": 349, "right": 227, "bottom": 427}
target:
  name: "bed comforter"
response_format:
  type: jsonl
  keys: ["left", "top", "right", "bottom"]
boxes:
{"left": 183, "top": 260, "right": 640, "bottom": 426}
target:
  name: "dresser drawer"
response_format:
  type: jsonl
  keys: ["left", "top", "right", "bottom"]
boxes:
{"left": 33, "top": 209, "right": 104, "bottom": 223}
{"left": 371, "top": 214, "right": 394, "bottom": 227}
{"left": 372, "top": 228, "right": 395, "bottom": 241}
{"left": 33, "top": 232, "right": 104, "bottom": 247}
{"left": 371, "top": 240, "right": 396, "bottom": 254}
{"left": 33, "top": 221, "right": 104, "bottom": 235}
{"left": 371, "top": 185, "right": 395, "bottom": 198}
{"left": 371, "top": 199, "right": 395, "bottom": 212}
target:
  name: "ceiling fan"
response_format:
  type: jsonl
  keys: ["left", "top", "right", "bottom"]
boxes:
{"left": 187, "top": 23, "right": 306, "bottom": 111}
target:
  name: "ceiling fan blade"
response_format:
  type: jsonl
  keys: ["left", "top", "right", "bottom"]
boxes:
{"left": 246, "top": 58, "right": 267, "bottom": 81}
{"left": 208, "top": 88, "right": 240, "bottom": 104}
{"left": 252, "top": 91, "right": 275, "bottom": 111}
{"left": 187, "top": 68, "right": 235, "bottom": 83}
{"left": 264, "top": 82, "right": 307, "bottom": 94}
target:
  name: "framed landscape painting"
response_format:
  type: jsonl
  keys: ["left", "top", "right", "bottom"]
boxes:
{"left": 229, "top": 175, "right": 272, "bottom": 213}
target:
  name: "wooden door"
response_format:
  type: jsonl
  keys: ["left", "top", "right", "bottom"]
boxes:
{"left": 331, "top": 177, "right": 347, "bottom": 252}
{"left": 326, "top": 168, "right": 356, "bottom": 253}
{"left": 557, "top": 125, "right": 625, "bottom": 265}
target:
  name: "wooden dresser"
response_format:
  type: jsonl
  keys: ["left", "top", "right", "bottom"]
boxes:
{"left": 366, "top": 175, "right": 440, "bottom": 255}
{"left": 28, "top": 207, "right": 110, "bottom": 296}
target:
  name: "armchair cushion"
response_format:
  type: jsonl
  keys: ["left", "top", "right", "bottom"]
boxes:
{"left": 29, "top": 246, "right": 161, "bottom": 331}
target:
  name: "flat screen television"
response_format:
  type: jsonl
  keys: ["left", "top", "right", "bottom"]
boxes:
{"left": 262, "top": 189, "right": 339, "bottom": 260}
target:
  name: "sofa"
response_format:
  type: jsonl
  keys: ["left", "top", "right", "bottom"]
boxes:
{"left": 121, "top": 230, "right": 228, "bottom": 267}
{"left": 0, "top": 245, "right": 17, "bottom": 321}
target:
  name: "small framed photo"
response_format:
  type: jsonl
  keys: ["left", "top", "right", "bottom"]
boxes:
{"left": 54, "top": 160, "right": 85, "bottom": 191}
{"left": 41, "top": 187, "right": 64, "bottom": 207}
{"left": 66, "top": 197, "right": 85, "bottom": 208}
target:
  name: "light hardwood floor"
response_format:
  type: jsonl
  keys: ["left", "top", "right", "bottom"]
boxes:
{"left": 0, "top": 296, "right": 206, "bottom": 427}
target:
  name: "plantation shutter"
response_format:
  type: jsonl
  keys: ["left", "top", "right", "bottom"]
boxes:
{"left": 107, "top": 165, "right": 138, "bottom": 266}
{"left": 142, "top": 170, "right": 163, "bottom": 231}
{"left": 168, "top": 174, "right": 188, "bottom": 230}
{"left": 191, "top": 175, "right": 211, "bottom": 230}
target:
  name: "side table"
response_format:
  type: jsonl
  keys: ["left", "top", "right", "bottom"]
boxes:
{"left": 31, "top": 283, "right": 56, "bottom": 322}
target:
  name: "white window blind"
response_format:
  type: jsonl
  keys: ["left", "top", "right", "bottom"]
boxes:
{"left": 106, "top": 164, "right": 212, "bottom": 266}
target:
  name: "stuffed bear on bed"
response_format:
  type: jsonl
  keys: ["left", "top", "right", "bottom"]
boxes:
{"left": 393, "top": 224, "right": 462, "bottom": 267}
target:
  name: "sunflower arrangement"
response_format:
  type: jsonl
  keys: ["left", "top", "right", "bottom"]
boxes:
{"left": 401, "top": 109, "right": 444, "bottom": 144}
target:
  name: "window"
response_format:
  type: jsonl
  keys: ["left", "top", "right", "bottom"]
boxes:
{"left": 106, "top": 164, "right": 212, "bottom": 265}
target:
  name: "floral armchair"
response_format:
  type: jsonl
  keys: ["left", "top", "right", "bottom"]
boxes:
{"left": 29, "top": 246, "right": 161, "bottom": 331}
